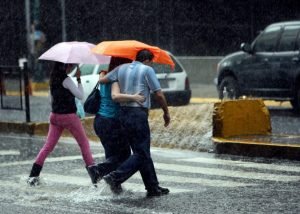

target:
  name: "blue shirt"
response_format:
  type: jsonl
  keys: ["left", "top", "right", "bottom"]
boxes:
{"left": 106, "top": 61, "right": 161, "bottom": 109}
{"left": 97, "top": 83, "right": 119, "bottom": 118}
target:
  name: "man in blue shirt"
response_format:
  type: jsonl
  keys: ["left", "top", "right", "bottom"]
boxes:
{"left": 100, "top": 49, "right": 171, "bottom": 197}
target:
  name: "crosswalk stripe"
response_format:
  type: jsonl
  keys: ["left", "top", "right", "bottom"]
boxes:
{"left": 16, "top": 174, "right": 191, "bottom": 193}
{"left": 0, "top": 154, "right": 105, "bottom": 167}
{"left": 73, "top": 169, "right": 255, "bottom": 188}
{"left": 154, "top": 163, "right": 300, "bottom": 182}
{"left": 67, "top": 155, "right": 299, "bottom": 183}
{"left": 131, "top": 173, "right": 255, "bottom": 187}
{"left": 4, "top": 154, "right": 299, "bottom": 185}
{"left": 178, "top": 157, "right": 300, "bottom": 173}
{"left": 0, "top": 150, "right": 20, "bottom": 155}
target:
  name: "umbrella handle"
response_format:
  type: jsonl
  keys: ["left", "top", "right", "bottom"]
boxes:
{"left": 75, "top": 65, "right": 81, "bottom": 78}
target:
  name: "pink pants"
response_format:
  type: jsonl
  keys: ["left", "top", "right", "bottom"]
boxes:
{"left": 35, "top": 112, "right": 95, "bottom": 166}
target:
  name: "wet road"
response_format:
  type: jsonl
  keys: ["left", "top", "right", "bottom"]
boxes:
{"left": 1, "top": 134, "right": 300, "bottom": 214}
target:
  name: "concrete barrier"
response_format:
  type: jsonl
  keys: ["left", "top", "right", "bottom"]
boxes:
{"left": 212, "top": 99, "right": 271, "bottom": 138}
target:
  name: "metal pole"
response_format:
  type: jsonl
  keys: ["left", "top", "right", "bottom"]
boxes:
{"left": 61, "top": 0, "right": 67, "bottom": 41}
{"left": 0, "top": 68, "right": 3, "bottom": 108}
{"left": 25, "top": 0, "right": 31, "bottom": 59}
{"left": 23, "top": 63, "right": 31, "bottom": 122}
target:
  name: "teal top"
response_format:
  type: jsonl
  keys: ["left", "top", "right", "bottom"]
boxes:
{"left": 97, "top": 83, "right": 119, "bottom": 118}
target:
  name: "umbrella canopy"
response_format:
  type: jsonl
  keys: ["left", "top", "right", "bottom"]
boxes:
{"left": 92, "top": 40, "right": 175, "bottom": 69}
{"left": 38, "top": 41, "right": 111, "bottom": 64}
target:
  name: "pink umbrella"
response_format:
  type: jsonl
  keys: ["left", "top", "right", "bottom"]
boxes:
{"left": 38, "top": 41, "right": 111, "bottom": 64}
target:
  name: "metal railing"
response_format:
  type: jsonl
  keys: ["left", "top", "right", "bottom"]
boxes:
{"left": 0, "top": 63, "right": 31, "bottom": 122}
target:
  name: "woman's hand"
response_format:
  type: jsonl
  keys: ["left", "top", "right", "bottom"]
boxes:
{"left": 75, "top": 65, "right": 81, "bottom": 78}
{"left": 133, "top": 93, "right": 145, "bottom": 105}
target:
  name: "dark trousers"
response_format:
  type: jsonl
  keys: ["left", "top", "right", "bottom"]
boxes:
{"left": 94, "top": 114, "right": 131, "bottom": 176}
{"left": 109, "top": 107, "right": 159, "bottom": 190}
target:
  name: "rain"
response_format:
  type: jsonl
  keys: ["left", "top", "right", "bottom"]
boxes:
{"left": 1, "top": 0, "right": 300, "bottom": 213}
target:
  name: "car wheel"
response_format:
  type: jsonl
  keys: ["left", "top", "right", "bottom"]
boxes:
{"left": 291, "top": 87, "right": 300, "bottom": 112}
{"left": 219, "top": 76, "right": 240, "bottom": 100}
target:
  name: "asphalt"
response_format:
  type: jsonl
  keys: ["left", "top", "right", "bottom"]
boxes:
{"left": 1, "top": 83, "right": 300, "bottom": 160}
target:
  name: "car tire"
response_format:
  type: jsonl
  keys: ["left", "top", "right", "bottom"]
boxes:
{"left": 291, "top": 87, "right": 300, "bottom": 112}
{"left": 218, "top": 76, "right": 240, "bottom": 100}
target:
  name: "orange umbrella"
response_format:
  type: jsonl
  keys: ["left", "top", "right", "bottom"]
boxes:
{"left": 92, "top": 40, "right": 175, "bottom": 69}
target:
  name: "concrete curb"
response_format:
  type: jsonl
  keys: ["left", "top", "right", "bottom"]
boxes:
{"left": 0, "top": 117, "right": 98, "bottom": 141}
{"left": 213, "top": 139, "right": 300, "bottom": 160}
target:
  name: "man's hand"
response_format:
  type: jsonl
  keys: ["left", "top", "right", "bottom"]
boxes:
{"left": 154, "top": 90, "right": 170, "bottom": 127}
{"left": 163, "top": 112, "right": 170, "bottom": 127}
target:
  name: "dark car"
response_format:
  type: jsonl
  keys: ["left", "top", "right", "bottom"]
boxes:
{"left": 215, "top": 21, "right": 300, "bottom": 111}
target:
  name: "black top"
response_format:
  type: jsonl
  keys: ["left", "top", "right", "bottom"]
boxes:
{"left": 50, "top": 73, "right": 76, "bottom": 114}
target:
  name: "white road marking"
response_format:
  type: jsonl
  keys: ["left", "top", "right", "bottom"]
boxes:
{"left": 131, "top": 173, "right": 255, "bottom": 187}
{"left": 0, "top": 150, "right": 20, "bottom": 155}
{"left": 73, "top": 168, "right": 255, "bottom": 188}
{"left": 15, "top": 173, "right": 192, "bottom": 194}
{"left": 154, "top": 163, "right": 300, "bottom": 182}
{"left": 179, "top": 157, "right": 300, "bottom": 173}
{"left": 0, "top": 154, "right": 105, "bottom": 167}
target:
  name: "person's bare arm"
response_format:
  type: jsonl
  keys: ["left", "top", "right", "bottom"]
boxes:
{"left": 111, "top": 82, "right": 145, "bottom": 104}
{"left": 153, "top": 90, "right": 170, "bottom": 127}
{"left": 98, "top": 70, "right": 110, "bottom": 83}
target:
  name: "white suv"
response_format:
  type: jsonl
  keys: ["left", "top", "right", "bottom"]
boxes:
{"left": 70, "top": 52, "right": 191, "bottom": 108}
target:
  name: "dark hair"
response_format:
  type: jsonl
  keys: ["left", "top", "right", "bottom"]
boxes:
{"left": 49, "top": 62, "right": 68, "bottom": 86}
{"left": 135, "top": 49, "right": 154, "bottom": 62}
{"left": 108, "top": 57, "right": 132, "bottom": 72}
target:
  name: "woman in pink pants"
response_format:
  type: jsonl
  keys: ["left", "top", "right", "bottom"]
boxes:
{"left": 27, "top": 62, "right": 99, "bottom": 186}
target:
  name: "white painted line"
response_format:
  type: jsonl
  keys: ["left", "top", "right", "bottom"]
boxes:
{"left": 0, "top": 150, "right": 20, "bottom": 155}
{"left": 179, "top": 157, "right": 300, "bottom": 173}
{"left": 131, "top": 173, "right": 254, "bottom": 188}
{"left": 15, "top": 173, "right": 192, "bottom": 194}
{"left": 154, "top": 163, "right": 300, "bottom": 182}
{"left": 74, "top": 169, "right": 255, "bottom": 188}
{"left": 42, "top": 173, "right": 91, "bottom": 186}
{"left": 0, "top": 154, "right": 105, "bottom": 167}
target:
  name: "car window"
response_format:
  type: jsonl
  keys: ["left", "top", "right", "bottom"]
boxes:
{"left": 80, "top": 64, "right": 95, "bottom": 76}
{"left": 151, "top": 63, "right": 172, "bottom": 74}
{"left": 277, "top": 26, "right": 300, "bottom": 52}
{"left": 151, "top": 55, "right": 183, "bottom": 73}
{"left": 253, "top": 26, "right": 281, "bottom": 52}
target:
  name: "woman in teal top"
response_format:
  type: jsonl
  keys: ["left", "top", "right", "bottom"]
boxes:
{"left": 92, "top": 57, "right": 144, "bottom": 183}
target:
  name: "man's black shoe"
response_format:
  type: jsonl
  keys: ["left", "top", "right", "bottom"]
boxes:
{"left": 158, "top": 186, "right": 170, "bottom": 194}
{"left": 103, "top": 175, "right": 123, "bottom": 194}
{"left": 146, "top": 186, "right": 170, "bottom": 197}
